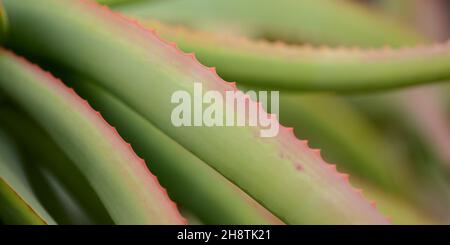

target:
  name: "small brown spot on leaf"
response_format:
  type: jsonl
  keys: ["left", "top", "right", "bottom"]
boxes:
{"left": 294, "top": 162, "right": 303, "bottom": 171}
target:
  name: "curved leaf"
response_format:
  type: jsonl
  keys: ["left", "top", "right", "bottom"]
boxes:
{"left": 72, "top": 78, "right": 283, "bottom": 225}
{"left": 136, "top": 20, "right": 450, "bottom": 91}
{"left": 115, "top": 0, "right": 425, "bottom": 47}
{"left": 0, "top": 49, "right": 185, "bottom": 224}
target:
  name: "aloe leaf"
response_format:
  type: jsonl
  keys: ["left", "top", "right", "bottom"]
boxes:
{"left": 0, "top": 49, "right": 185, "bottom": 224}
{"left": 128, "top": 20, "right": 449, "bottom": 91}
{"left": 115, "top": 0, "right": 425, "bottom": 47}
{"left": 72, "top": 79, "right": 283, "bottom": 225}
{"left": 0, "top": 105, "right": 114, "bottom": 224}
{"left": 0, "top": 132, "right": 54, "bottom": 225}
{"left": 4, "top": 0, "right": 388, "bottom": 224}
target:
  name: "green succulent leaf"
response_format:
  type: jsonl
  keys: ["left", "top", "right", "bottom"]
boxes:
{"left": 3, "top": 0, "right": 388, "bottom": 224}
{"left": 112, "top": 1, "right": 450, "bottom": 92}
{"left": 70, "top": 78, "right": 283, "bottom": 225}
{"left": 129, "top": 20, "right": 450, "bottom": 92}
{"left": 0, "top": 49, "right": 185, "bottom": 224}
{"left": 115, "top": 0, "right": 425, "bottom": 47}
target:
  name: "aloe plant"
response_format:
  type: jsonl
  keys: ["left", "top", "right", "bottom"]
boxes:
{"left": 0, "top": 0, "right": 449, "bottom": 225}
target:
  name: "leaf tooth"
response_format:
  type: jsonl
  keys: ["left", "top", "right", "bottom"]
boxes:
{"left": 299, "top": 139, "right": 309, "bottom": 146}
{"left": 82, "top": 99, "right": 91, "bottom": 107}
{"left": 311, "top": 148, "right": 321, "bottom": 157}
{"left": 227, "top": 81, "right": 237, "bottom": 88}
{"left": 66, "top": 87, "right": 76, "bottom": 94}
{"left": 185, "top": 52, "right": 196, "bottom": 59}
{"left": 134, "top": 155, "right": 184, "bottom": 220}
{"left": 327, "top": 164, "right": 337, "bottom": 171}
{"left": 168, "top": 41, "right": 177, "bottom": 49}
{"left": 209, "top": 66, "right": 217, "bottom": 73}
{"left": 165, "top": 194, "right": 188, "bottom": 224}
{"left": 340, "top": 173, "right": 350, "bottom": 182}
